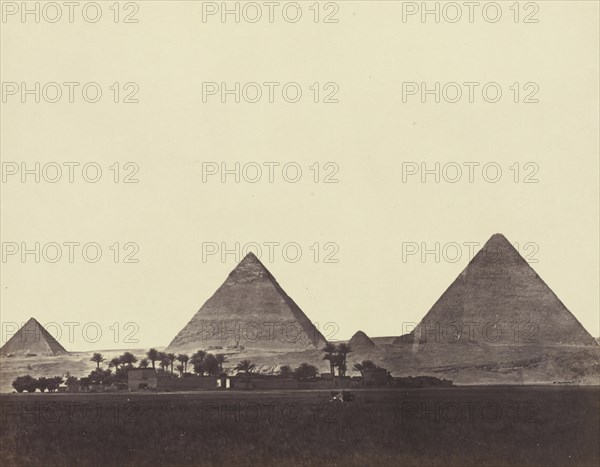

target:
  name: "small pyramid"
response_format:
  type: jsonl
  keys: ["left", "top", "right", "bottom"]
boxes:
{"left": 412, "top": 234, "right": 597, "bottom": 346}
{"left": 348, "top": 330, "right": 376, "bottom": 348}
{"left": 0, "top": 318, "right": 67, "bottom": 356}
{"left": 167, "top": 253, "right": 327, "bottom": 352}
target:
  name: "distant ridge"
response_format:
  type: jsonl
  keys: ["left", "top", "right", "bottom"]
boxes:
{"left": 0, "top": 318, "right": 67, "bottom": 356}
{"left": 370, "top": 336, "right": 399, "bottom": 346}
{"left": 167, "top": 253, "right": 327, "bottom": 352}
{"left": 412, "top": 234, "right": 597, "bottom": 346}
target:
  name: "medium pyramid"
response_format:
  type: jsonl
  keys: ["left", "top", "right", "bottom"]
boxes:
{"left": 0, "top": 318, "right": 67, "bottom": 356}
{"left": 348, "top": 330, "right": 376, "bottom": 348}
{"left": 412, "top": 234, "right": 597, "bottom": 346}
{"left": 167, "top": 253, "right": 327, "bottom": 352}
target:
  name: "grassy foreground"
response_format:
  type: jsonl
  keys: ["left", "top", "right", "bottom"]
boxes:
{"left": 1, "top": 386, "right": 598, "bottom": 466}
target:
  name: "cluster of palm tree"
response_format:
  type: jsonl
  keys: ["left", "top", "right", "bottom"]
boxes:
{"left": 143, "top": 349, "right": 178, "bottom": 373}
{"left": 90, "top": 349, "right": 258, "bottom": 384}
{"left": 142, "top": 348, "right": 227, "bottom": 377}
{"left": 189, "top": 350, "right": 227, "bottom": 376}
{"left": 322, "top": 342, "right": 352, "bottom": 376}
{"left": 90, "top": 351, "right": 138, "bottom": 371}
{"left": 87, "top": 352, "right": 138, "bottom": 385}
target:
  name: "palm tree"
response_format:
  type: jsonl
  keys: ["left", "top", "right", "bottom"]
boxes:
{"left": 109, "top": 357, "right": 121, "bottom": 371}
{"left": 138, "top": 358, "right": 150, "bottom": 368}
{"left": 176, "top": 364, "right": 184, "bottom": 377}
{"left": 47, "top": 376, "right": 63, "bottom": 392}
{"left": 215, "top": 354, "right": 227, "bottom": 371}
{"left": 90, "top": 353, "right": 105, "bottom": 369}
{"left": 146, "top": 348, "right": 159, "bottom": 369}
{"left": 362, "top": 360, "right": 377, "bottom": 370}
{"left": 279, "top": 365, "right": 292, "bottom": 378}
{"left": 354, "top": 360, "right": 377, "bottom": 379}
{"left": 190, "top": 350, "right": 206, "bottom": 375}
{"left": 203, "top": 354, "right": 219, "bottom": 376}
{"left": 177, "top": 354, "right": 189, "bottom": 374}
{"left": 120, "top": 352, "right": 138, "bottom": 367}
{"left": 332, "top": 353, "right": 345, "bottom": 376}
{"left": 166, "top": 353, "right": 177, "bottom": 373}
{"left": 157, "top": 352, "right": 169, "bottom": 371}
{"left": 36, "top": 376, "right": 49, "bottom": 392}
{"left": 235, "top": 360, "right": 255, "bottom": 389}
{"left": 336, "top": 343, "right": 352, "bottom": 376}
{"left": 322, "top": 342, "right": 337, "bottom": 375}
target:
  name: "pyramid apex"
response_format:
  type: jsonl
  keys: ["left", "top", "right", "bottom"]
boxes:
{"left": 349, "top": 330, "right": 376, "bottom": 348}
{"left": 476, "top": 233, "right": 521, "bottom": 262}
{"left": 413, "top": 233, "right": 598, "bottom": 346}
{"left": 241, "top": 251, "right": 260, "bottom": 261}
{"left": 485, "top": 233, "right": 511, "bottom": 244}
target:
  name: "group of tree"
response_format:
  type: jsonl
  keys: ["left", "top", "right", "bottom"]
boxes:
{"left": 352, "top": 360, "right": 380, "bottom": 377}
{"left": 291, "top": 362, "right": 319, "bottom": 381}
{"left": 145, "top": 348, "right": 173, "bottom": 372}
{"left": 90, "top": 351, "right": 138, "bottom": 371}
{"left": 188, "top": 350, "right": 227, "bottom": 376}
{"left": 89, "top": 350, "right": 197, "bottom": 377}
{"left": 234, "top": 359, "right": 255, "bottom": 388}
{"left": 88, "top": 351, "right": 139, "bottom": 383}
{"left": 276, "top": 363, "right": 319, "bottom": 381}
{"left": 279, "top": 365, "right": 292, "bottom": 378}
{"left": 322, "top": 342, "right": 352, "bottom": 376}
{"left": 133, "top": 348, "right": 227, "bottom": 377}
{"left": 12, "top": 375, "right": 63, "bottom": 393}
{"left": 12, "top": 369, "right": 118, "bottom": 392}
{"left": 12, "top": 350, "right": 248, "bottom": 392}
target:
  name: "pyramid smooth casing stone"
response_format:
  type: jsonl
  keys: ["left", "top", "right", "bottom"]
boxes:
{"left": 166, "top": 253, "right": 327, "bottom": 352}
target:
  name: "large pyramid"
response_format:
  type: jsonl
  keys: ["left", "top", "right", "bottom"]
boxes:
{"left": 167, "top": 253, "right": 327, "bottom": 352}
{"left": 412, "top": 234, "right": 597, "bottom": 346}
{"left": 0, "top": 318, "right": 67, "bottom": 356}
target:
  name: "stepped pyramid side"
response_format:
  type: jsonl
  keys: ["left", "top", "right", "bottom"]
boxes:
{"left": 348, "top": 330, "right": 376, "bottom": 348}
{"left": 412, "top": 234, "right": 597, "bottom": 346}
{"left": 167, "top": 253, "right": 327, "bottom": 352}
{"left": 0, "top": 318, "right": 67, "bottom": 355}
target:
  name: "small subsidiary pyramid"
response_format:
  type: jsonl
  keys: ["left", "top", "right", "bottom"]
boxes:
{"left": 0, "top": 318, "right": 67, "bottom": 356}
{"left": 167, "top": 253, "right": 327, "bottom": 352}
{"left": 348, "top": 330, "right": 376, "bottom": 348}
{"left": 412, "top": 234, "right": 597, "bottom": 346}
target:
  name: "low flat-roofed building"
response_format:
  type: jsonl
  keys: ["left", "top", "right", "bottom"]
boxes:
{"left": 128, "top": 368, "right": 158, "bottom": 390}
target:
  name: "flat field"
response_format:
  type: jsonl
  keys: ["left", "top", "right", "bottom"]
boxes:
{"left": 1, "top": 386, "right": 598, "bottom": 466}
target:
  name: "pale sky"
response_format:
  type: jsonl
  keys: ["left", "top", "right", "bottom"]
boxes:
{"left": 1, "top": 2, "right": 598, "bottom": 351}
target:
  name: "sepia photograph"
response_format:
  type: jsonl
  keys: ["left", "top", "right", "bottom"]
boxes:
{"left": 1, "top": 1, "right": 599, "bottom": 466}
